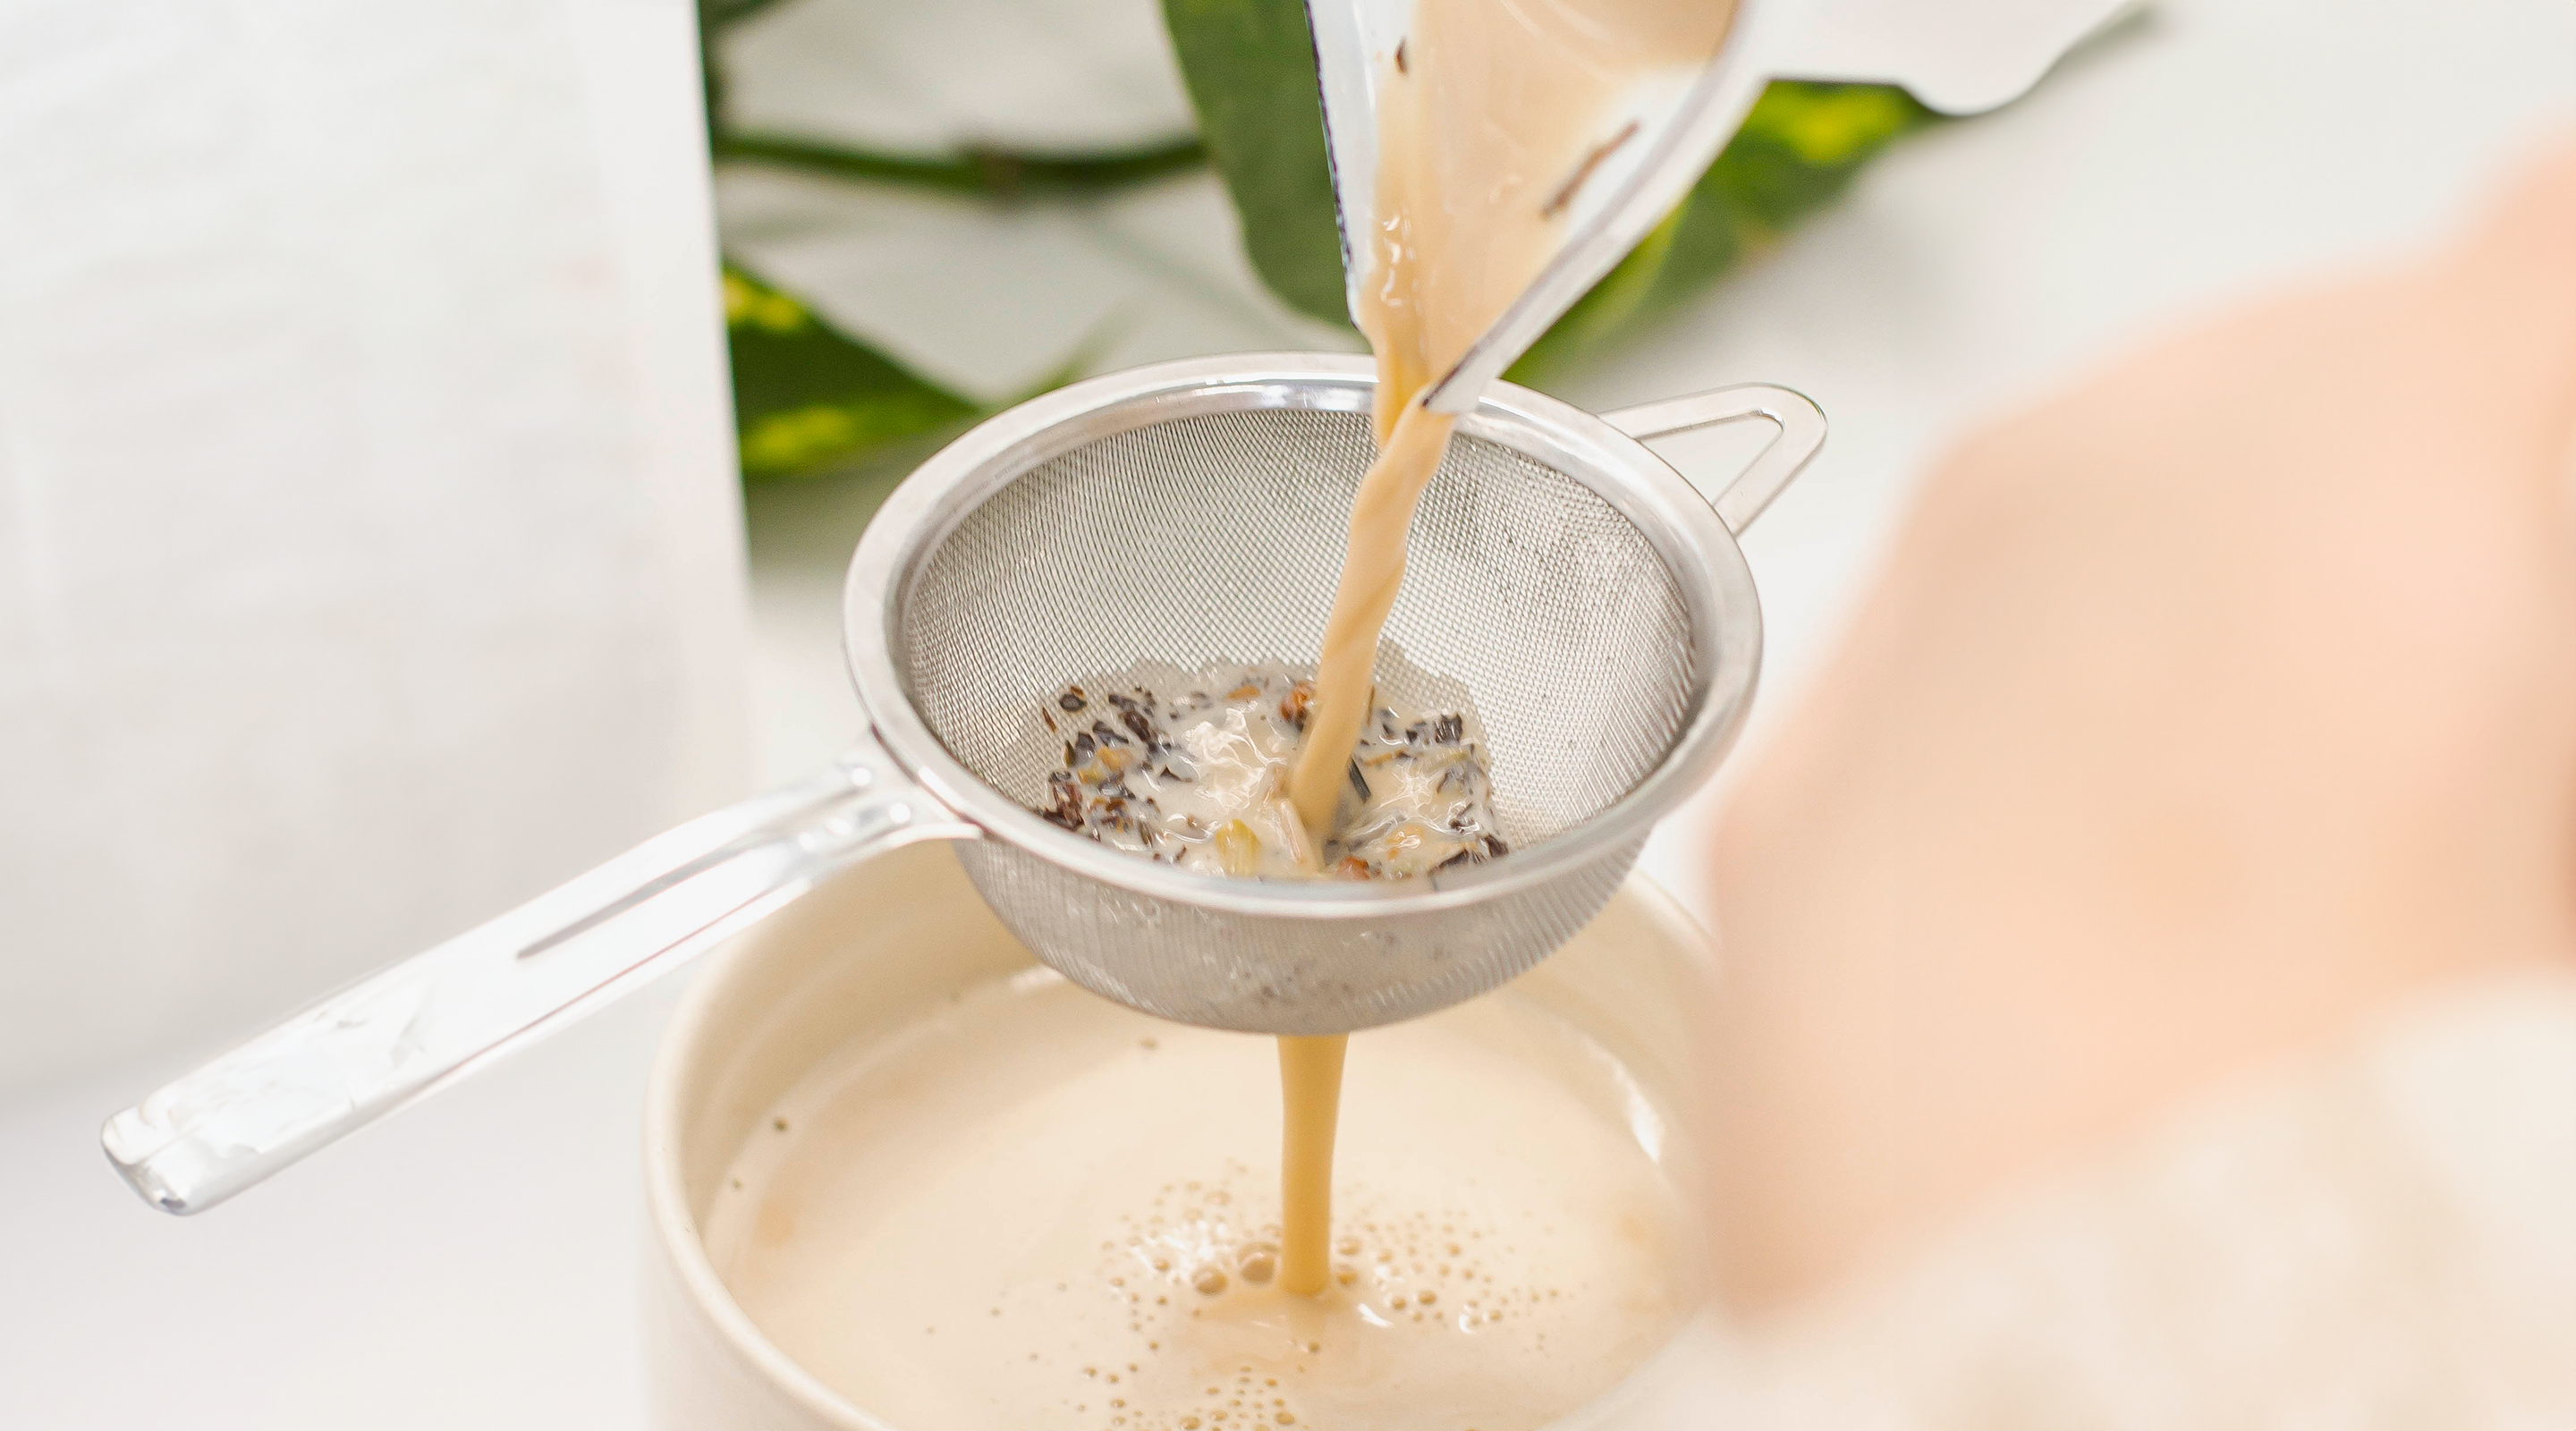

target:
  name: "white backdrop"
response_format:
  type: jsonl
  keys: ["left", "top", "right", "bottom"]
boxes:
{"left": 0, "top": 0, "right": 2571, "bottom": 1427}
{"left": 0, "top": 0, "right": 749, "bottom": 1093}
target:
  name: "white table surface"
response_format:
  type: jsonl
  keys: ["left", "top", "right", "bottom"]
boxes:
{"left": 4, "top": 2, "right": 2571, "bottom": 1425}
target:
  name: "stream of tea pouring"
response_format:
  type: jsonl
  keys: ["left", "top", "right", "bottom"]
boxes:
{"left": 102, "top": 0, "right": 2124, "bottom": 1217}
{"left": 1284, "top": 0, "right": 2131, "bottom": 834}
{"left": 1299, "top": 0, "right": 2135, "bottom": 425}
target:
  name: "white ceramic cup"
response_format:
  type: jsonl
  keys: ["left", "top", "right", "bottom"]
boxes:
{"left": 640, "top": 841, "right": 1723, "bottom": 1429}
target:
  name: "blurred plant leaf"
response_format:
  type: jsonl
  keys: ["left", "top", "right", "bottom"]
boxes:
{"left": 1159, "top": 0, "right": 1352, "bottom": 326}
{"left": 715, "top": 131, "right": 1207, "bottom": 199}
{"left": 699, "top": 1, "right": 1203, "bottom": 202}
{"left": 723, "top": 261, "right": 978, "bottom": 481}
{"left": 699, "top": 0, "right": 790, "bottom": 28}
{"left": 1509, "top": 81, "right": 1938, "bottom": 382}
{"left": 696, "top": 0, "right": 796, "bottom": 134}
{"left": 709, "top": 9, "right": 1940, "bottom": 486}
{"left": 1155, "top": 0, "right": 1939, "bottom": 366}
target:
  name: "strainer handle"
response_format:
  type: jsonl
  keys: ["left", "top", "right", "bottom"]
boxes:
{"left": 1606, "top": 383, "right": 1827, "bottom": 534}
{"left": 100, "top": 736, "right": 977, "bottom": 1215}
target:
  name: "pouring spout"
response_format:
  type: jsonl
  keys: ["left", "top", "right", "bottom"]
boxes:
{"left": 1301, "top": 0, "right": 2130, "bottom": 414}
{"left": 1306, "top": 0, "right": 1785, "bottom": 413}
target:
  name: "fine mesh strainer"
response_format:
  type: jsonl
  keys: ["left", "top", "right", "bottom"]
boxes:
{"left": 104, "top": 352, "right": 1821, "bottom": 1215}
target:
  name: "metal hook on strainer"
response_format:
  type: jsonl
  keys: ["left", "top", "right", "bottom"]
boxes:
{"left": 102, "top": 352, "right": 1822, "bottom": 1215}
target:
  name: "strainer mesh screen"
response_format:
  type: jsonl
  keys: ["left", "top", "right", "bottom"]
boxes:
{"left": 897, "top": 406, "right": 1696, "bottom": 851}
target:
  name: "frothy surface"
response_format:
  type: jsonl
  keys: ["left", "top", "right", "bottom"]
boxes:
{"left": 703, "top": 974, "right": 1698, "bottom": 1431}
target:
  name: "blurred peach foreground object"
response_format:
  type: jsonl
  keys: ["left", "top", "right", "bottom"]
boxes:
{"left": 0, "top": 0, "right": 749, "bottom": 1096}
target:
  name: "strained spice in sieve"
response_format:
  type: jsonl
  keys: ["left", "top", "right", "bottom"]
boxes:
{"left": 1032, "top": 661, "right": 1509, "bottom": 883}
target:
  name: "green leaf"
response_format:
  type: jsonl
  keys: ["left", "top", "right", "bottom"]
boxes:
{"left": 1158, "top": 0, "right": 1352, "bottom": 326}
{"left": 696, "top": 0, "right": 796, "bottom": 133}
{"left": 1508, "top": 81, "right": 1937, "bottom": 384}
{"left": 723, "top": 261, "right": 979, "bottom": 481}
{"left": 1153, "top": 0, "right": 1938, "bottom": 376}
{"left": 713, "top": 131, "right": 1207, "bottom": 199}
{"left": 701, "top": 0, "right": 1206, "bottom": 201}
{"left": 699, "top": 0, "right": 788, "bottom": 28}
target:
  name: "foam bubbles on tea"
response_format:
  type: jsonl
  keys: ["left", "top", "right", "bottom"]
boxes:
{"left": 699, "top": 976, "right": 1699, "bottom": 1431}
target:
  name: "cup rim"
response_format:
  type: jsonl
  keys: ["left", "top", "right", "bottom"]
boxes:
{"left": 642, "top": 866, "right": 1718, "bottom": 1428}
{"left": 644, "top": 958, "right": 895, "bottom": 1429}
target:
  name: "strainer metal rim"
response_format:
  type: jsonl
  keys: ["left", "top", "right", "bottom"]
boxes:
{"left": 840, "top": 352, "right": 1762, "bottom": 921}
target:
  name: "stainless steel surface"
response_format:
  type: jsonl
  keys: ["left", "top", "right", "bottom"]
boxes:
{"left": 846, "top": 354, "right": 1816, "bottom": 1034}
{"left": 1606, "top": 382, "right": 1830, "bottom": 534}
{"left": 1303, "top": 0, "right": 2130, "bottom": 416}
{"left": 1304, "top": 0, "right": 1791, "bottom": 416}
{"left": 106, "top": 351, "right": 1821, "bottom": 1214}
{"left": 100, "top": 743, "right": 971, "bottom": 1215}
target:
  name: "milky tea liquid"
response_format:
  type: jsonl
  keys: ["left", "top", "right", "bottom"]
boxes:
{"left": 1274, "top": 0, "right": 1741, "bottom": 1304}
{"left": 702, "top": 972, "right": 1701, "bottom": 1431}
{"left": 705, "top": 1, "right": 1743, "bottom": 1420}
